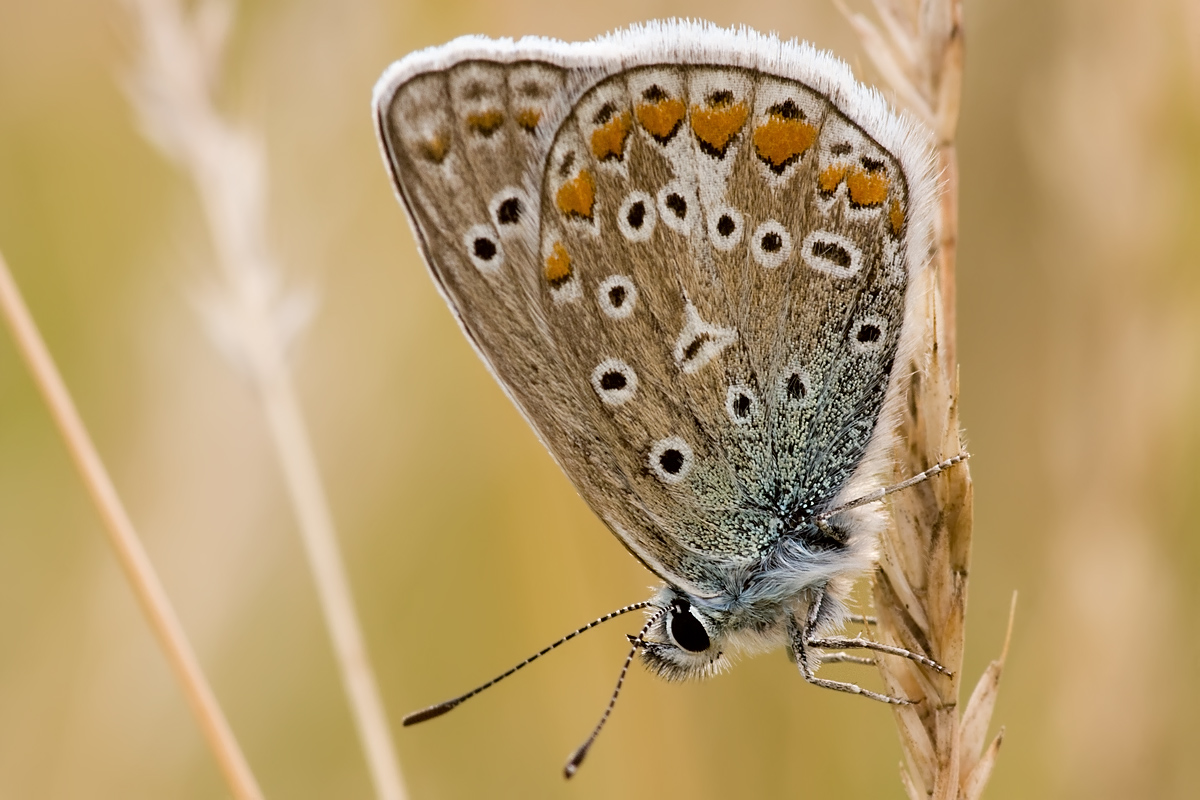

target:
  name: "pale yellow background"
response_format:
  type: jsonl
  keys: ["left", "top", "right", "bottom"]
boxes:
{"left": 1, "top": 0, "right": 1198, "bottom": 798}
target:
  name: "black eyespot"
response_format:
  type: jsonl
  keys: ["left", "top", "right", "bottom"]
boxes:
{"left": 682, "top": 333, "right": 712, "bottom": 362}
{"left": 600, "top": 371, "right": 627, "bottom": 390}
{"left": 659, "top": 448, "right": 685, "bottom": 475}
{"left": 668, "top": 598, "right": 710, "bottom": 653}
{"left": 761, "top": 232, "right": 782, "bottom": 253}
{"left": 558, "top": 151, "right": 576, "bottom": 176}
{"left": 497, "top": 197, "right": 522, "bottom": 225}
{"left": 716, "top": 214, "right": 735, "bottom": 237}
{"left": 767, "top": 99, "right": 803, "bottom": 120}
{"left": 861, "top": 156, "right": 885, "bottom": 172}
{"left": 666, "top": 193, "right": 688, "bottom": 219}
{"left": 649, "top": 436, "right": 693, "bottom": 483}
{"left": 708, "top": 89, "right": 734, "bottom": 106}
{"left": 642, "top": 84, "right": 668, "bottom": 102}
{"left": 732, "top": 393, "right": 751, "bottom": 418}
{"left": 811, "top": 240, "right": 852, "bottom": 269}
{"left": 599, "top": 276, "right": 638, "bottom": 320}
{"left": 857, "top": 323, "right": 882, "bottom": 343}
{"left": 592, "top": 101, "right": 617, "bottom": 125}
{"left": 787, "top": 373, "right": 807, "bottom": 400}
{"left": 626, "top": 201, "right": 646, "bottom": 229}
{"left": 473, "top": 238, "right": 497, "bottom": 261}
{"left": 592, "top": 359, "right": 639, "bottom": 406}
{"left": 831, "top": 142, "right": 853, "bottom": 156}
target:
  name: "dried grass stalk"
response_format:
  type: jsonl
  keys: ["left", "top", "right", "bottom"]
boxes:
{"left": 123, "top": 1, "right": 406, "bottom": 797}
{"left": 839, "top": 1, "right": 1010, "bottom": 797}
{"left": 0, "top": 249, "right": 263, "bottom": 800}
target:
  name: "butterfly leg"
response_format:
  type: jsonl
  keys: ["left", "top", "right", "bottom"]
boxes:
{"left": 805, "top": 587, "right": 948, "bottom": 672}
{"left": 789, "top": 603, "right": 911, "bottom": 705}
{"left": 806, "top": 635, "right": 949, "bottom": 674}
{"left": 818, "top": 652, "right": 875, "bottom": 666}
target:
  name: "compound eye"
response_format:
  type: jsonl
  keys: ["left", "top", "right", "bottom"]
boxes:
{"left": 668, "top": 599, "right": 711, "bottom": 653}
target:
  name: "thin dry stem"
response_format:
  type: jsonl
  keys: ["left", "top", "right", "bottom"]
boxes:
{"left": 0, "top": 250, "right": 264, "bottom": 800}
{"left": 841, "top": 0, "right": 1009, "bottom": 797}
{"left": 123, "top": 1, "right": 407, "bottom": 797}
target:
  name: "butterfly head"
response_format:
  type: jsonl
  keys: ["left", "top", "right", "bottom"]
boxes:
{"left": 637, "top": 591, "right": 734, "bottom": 681}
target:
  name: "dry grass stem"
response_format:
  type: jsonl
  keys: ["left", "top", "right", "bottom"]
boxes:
{"left": 840, "top": 1, "right": 1009, "bottom": 797}
{"left": 0, "top": 249, "right": 264, "bottom": 800}
{"left": 123, "top": 1, "right": 407, "bottom": 797}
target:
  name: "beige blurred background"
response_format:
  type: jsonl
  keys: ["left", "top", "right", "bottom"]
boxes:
{"left": 1, "top": 0, "right": 1198, "bottom": 797}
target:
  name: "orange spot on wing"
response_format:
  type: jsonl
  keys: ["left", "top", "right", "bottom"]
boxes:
{"left": 555, "top": 170, "right": 595, "bottom": 220}
{"left": 515, "top": 108, "right": 541, "bottom": 132}
{"left": 465, "top": 109, "right": 505, "bottom": 136}
{"left": 420, "top": 135, "right": 450, "bottom": 163}
{"left": 819, "top": 164, "right": 848, "bottom": 194}
{"left": 690, "top": 100, "right": 748, "bottom": 154}
{"left": 544, "top": 242, "right": 572, "bottom": 287}
{"left": 636, "top": 97, "right": 686, "bottom": 141}
{"left": 591, "top": 111, "right": 632, "bottom": 161}
{"left": 845, "top": 166, "right": 890, "bottom": 207}
{"left": 753, "top": 116, "right": 817, "bottom": 169}
{"left": 889, "top": 199, "right": 905, "bottom": 235}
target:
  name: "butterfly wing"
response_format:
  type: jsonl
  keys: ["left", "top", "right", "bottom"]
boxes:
{"left": 374, "top": 44, "right": 712, "bottom": 591}
{"left": 374, "top": 23, "right": 936, "bottom": 601}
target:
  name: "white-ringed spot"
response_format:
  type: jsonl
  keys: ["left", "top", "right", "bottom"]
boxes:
{"left": 783, "top": 367, "right": 812, "bottom": 405}
{"left": 617, "top": 191, "right": 657, "bottom": 242}
{"left": 707, "top": 207, "right": 744, "bottom": 252}
{"left": 851, "top": 316, "right": 888, "bottom": 352}
{"left": 597, "top": 275, "right": 638, "bottom": 319}
{"left": 656, "top": 181, "right": 696, "bottom": 235}
{"left": 673, "top": 300, "right": 737, "bottom": 375}
{"left": 649, "top": 436, "right": 694, "bottom": 484}
{"left": 801, "top": 230, "right": 863, "bottom": 278}
{"left": 751, "top": 221, "right": 792, "bottom": 269}
{"left": 488, "top": 186, "right": 531, "bottom": 231}
{"left": 725, "top": 384, "right": 759, "bottom": 424}
{"left": 590, "top": 358, "right": 639, "bottom": 407}
{"left": 462, "top": 224, "right": 503, "bottom": 274}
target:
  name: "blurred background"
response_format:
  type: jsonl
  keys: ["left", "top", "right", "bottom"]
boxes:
{"left": 1, "top": 0, "right": 1198, "bottom": 797}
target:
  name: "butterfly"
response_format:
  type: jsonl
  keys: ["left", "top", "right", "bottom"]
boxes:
{"left": 373, "top": 19, "right": 961, "bottom": 775}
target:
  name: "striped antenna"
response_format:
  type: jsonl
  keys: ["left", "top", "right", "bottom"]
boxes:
{"left": 563, "top": 607, "right": 667, "bottom": 778}
{"left": 403, "top": 601, "right": 652, "bottom": 726}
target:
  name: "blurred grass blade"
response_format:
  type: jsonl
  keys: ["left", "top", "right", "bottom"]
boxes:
{"left": 0, "top": 249, "right": 264, "bottom": 800}
{"left": 122, "top": 0, "right": 407, "bottom": 797}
